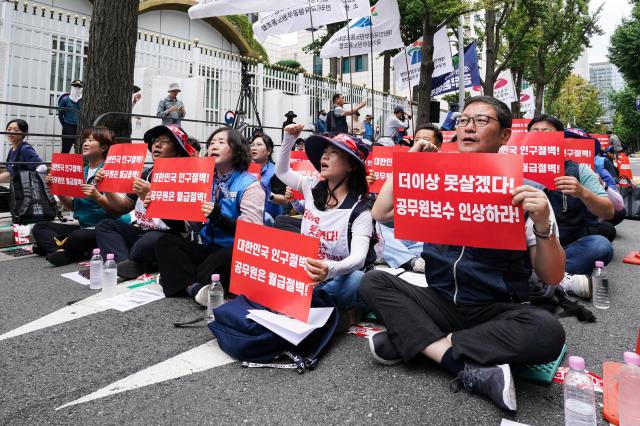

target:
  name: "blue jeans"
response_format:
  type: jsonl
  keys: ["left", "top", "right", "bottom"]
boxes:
{"left": 315, "top": 270, "right": 366, "bottom": 309}
{"left": 379, "top": 224, "right": 423, "bottom": 268}
{"left": 564, "top": 234, "right": 613, "bottom": 275}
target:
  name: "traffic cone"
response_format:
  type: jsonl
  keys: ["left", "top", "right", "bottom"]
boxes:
{"left": 617, "top": 153, "right": 634, "bottom": 187}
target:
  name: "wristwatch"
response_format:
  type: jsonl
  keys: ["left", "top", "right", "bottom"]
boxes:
{"left": 533, "top": 219, "right": 556, "bottom": 240}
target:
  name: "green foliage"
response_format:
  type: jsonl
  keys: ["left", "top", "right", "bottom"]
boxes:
{"left": 226, "top": 15, "right": 269, "bottom": 61}
{"left": 275, "top": 59, "right": 305, "bottom": 72}
{"left": 547, "top": 74, "right": 604, "bottom": 133}
{"left": 610, "top": 86, "right": 640, "bottom": 150}
{"left": 608, "top": 2, "right": 640, "bottom": 90}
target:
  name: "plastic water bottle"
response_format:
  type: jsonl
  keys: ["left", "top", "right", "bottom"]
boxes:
{"left": 101, "top": 254, "right": 117, "bottom": 296}
{"left": 619, "top": 351, "right": 640, "bottom": 426}
{"left": 89, "top": 248, "right": 103, "bottom": 290}
{"left": 564, "top": 356, "right": 596, "bottom": 426}
{"left": 592, "top": 261, "right": 610, "bottom": 309}
{"left": 207, "top": 274, "right": 224, "bottom": 323}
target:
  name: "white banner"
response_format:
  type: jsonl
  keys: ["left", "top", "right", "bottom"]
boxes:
{"left": 392, "top": 27, "right": 453, "bottom": 92}
{"left": 493, "top": 70, "right": 518, "bottom": 104}
{"left": 520, "top": 86, "right": 536, "bottom": 118}
{"left": 188, "top": 0, "right": 300, "bottom": 19}
{"left": 320, "top": 0, "right": 403, "bottom": 58}
{"left": 253, "top": 0, "right": 371, "bottom": 43}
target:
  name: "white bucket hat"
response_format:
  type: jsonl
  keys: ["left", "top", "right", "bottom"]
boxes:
{"left": 168, "top": 82, "right": 181, "bottom": 92}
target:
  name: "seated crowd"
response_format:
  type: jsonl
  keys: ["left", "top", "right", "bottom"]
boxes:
{"left": 4, "top": 95, "right": 624, "bottom": 412}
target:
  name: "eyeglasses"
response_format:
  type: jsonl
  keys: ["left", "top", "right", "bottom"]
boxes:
{"left": 455, "top": 115, "right": 500, "bottom": 128}
{"left": 153, "top": 137, "right": 174, "bottom": 147}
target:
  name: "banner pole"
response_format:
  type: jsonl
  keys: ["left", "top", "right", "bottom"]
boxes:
{"left": 403, "top": 47, "right": 415, "bottom": 133}
{"left": 458, "top": 15, "right": 465, "bottom": 110}
{"left": 307, "top": 0, "right": 320, "bottom": 118}
{"left": 343, "top": 0, "right": 355, "bottom": 134}
{"left": 368, "top": 17, "right": 375, "bottom": 124}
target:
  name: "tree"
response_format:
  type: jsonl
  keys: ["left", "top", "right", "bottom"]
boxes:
{"left": 397, "top": 1, "right": 476, "bottom": 125}
{"left": 608, "top": 1, "right": 640, "bottom": 90}
{"left": 275, "top": 59, "right": 305, "bottom": 72}
{"left": 526, "top": 0, "right": 600, "bottom": 115}
{"left": 611, "top": 85, "right": 640, "bottom": 152}
{"left": 547, "top": 74, "right": 604, "bottom": 132}
{"left": 80, "top": 0, "right": 139, "bottom": 148}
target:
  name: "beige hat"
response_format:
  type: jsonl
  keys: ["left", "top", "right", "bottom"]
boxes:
{"left": 168, "top": 82, "right": 181, "bottom": 92}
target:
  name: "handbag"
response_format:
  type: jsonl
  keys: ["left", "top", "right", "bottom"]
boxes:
{"left": 617, "top": 177, "right": 640, "bottom": 220}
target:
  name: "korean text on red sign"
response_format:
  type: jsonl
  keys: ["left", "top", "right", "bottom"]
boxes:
{"left": 230, "top": 221, "right": 320, "bottom": 322}
{"left": 592, "top": 134, "right": 610, "bottom": 152}
{"left": 393, "top": 152, "right": 526, "bottom": 250}
{"left": 97, "top": 143, "right": 148, "bottom": 193}
{"left": 49, "top": 153, "right": 85, "bottom": 198}
{"left": 499, "top": 131, "right": 565, "bottom": 189}
{"left": 247, "top": 162, "right": 262, "bottom": 181}
{"left": 511, "top": 118, "right": 531, "bottom": 133}
{"left": 146, "top": 157, "right": 215, "bottom": 222}
{"left": 368, "top": 146, "right": 409, "bottom": 193}
{"left": 565, "top": 139, "right": 595, "bottom": 170}
{"left": 291, "top": 159, "right": 323, "bottom": 200}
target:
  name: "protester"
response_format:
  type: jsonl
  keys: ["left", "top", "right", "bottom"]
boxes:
{"left": 608, "top": 130, "right": 623, "bottom": 155}
{"left": 362, "top": 114, "right": 374, "bottom": 141}
{"left": 282, "top": 111, "right": 297, "bottom": 140}
{"left": 360, "top": 96, "right": 566, "bottom": 412}
{"left": 249, "top": 132, "right": 280, "bottom": 223}
{"left": 314, "top": 110, "right": 327, "bottom": 134}
{"left": 94, "top": 124, "right": 194, "bottom": 280}
{"left": 0, "top": 119, "right": 43, "bottom": 184}
{"left": 528, "top": 115, "right": 614, "bottom": 298}
{"left": 154, "top": 128, "right": 264, "bottom": 304}
{"left": 381, "top": 106, "right": 410, "bottom": 146}
{"left": 326, "top": 94, "right": 366, "bottom": 134}
{"left": 57, "top": 80, "right": 83, "bottom": 153}
{"left": 187, "top": 137, "right": 202, "bottom": 157}
{"left": 276, "top": 123, "right": 374, "bottom": 324}
{"left": 32, "top": 127, "right": 131, "bottom": 266}
{"left": 156, "top": 83, "right": 185, "bottom": 126}
{"left": 378, "top": 125, "right": 443, "bottom": 273}
{"left": 602, "top": 146, "right": 619, "bottom": 179}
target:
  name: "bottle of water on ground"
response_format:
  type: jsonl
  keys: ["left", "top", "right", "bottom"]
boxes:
{"left": 591, "top": 261, "right": 610, "bottom": 310}
{"left": 89, "top": 248, "right": 103, "bottom": 290}
{"left": 102, "top": 254, "right": 117, "bottom": 296}
{"left": 207, "top": 274, "right": 224, "bottom": 323}
{"left": 619, "top": 351, "right": 640, "bottom": 426}
{"left": 564, "top": 356, "right": 596, "bottom": 426}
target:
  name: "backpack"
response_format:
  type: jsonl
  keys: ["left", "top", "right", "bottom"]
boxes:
{"left": 208, "top": 289, "right": 338, "bottom": 374}
{"left": 347, "top": 198, "right": 378, "bottom": 271}
{"left": 57, "top": 93, "right": 70, "bottom": 125}
{"left": 528, "top": 281, "right": 596, "bottom": 323}
{"left": 9, "top": 170, "right": 61, "bottom": 224}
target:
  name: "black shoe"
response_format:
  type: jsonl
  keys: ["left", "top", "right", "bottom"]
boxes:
{"left": 368, "top": 331, "right": 402, "bottom": 366}
{"left": 46, "top": 250, "right": 73, "bottom": 267}
{"left": 116, "top": 260, "right": 146, "bottom": 280}
{"left": 450, "top": 363, "right": 517, "bottom": 411}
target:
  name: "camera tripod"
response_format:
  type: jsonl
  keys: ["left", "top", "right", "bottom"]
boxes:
{"left": 232, "top": 61, "right": 263, "bottom": 135}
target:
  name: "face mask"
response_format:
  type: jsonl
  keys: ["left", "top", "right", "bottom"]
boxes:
{"left": 70, "top": 87, "right": 83, "bottom": 102}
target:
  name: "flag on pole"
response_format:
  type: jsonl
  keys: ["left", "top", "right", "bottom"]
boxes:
{"left": 520, "top": 87, "right": 536, "bottom": 118}
{"left": 319, "top": 0, "right": 403, "bottom": 58}
{"left": 431, "top": 42, "right": 481, "bottom": 97}
{"left": 253, "top": 0, "right": 371, "bottom": 43}
{"left": 392, "top": 27, "right": 453, "bottom": 92}
{"left": 188, "top": 0, "right": 300, "bottom": 19}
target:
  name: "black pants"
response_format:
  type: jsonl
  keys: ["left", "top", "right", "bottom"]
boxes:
{"left": 587, "top": 221, "right": 617, "bottom": 242}
{"left": 273, "top": 215, "right": 302, "bottom": 234}
{"left": 61, "top": 123, "right": 77, "bottom": 153}
{"left": 155, "top": 234, "right": 233, "bottom": 297}
{"left": 359, "top": 270, "right": 566, "bottom": 366}
{"left": 95, "top": 219, "right": 168, "bottom": 264}
{"left": 31, "top": 222, "right": 96, "bottom": 260}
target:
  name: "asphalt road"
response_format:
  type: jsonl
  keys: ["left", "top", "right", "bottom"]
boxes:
{"left": 1, "top": 161, "right": 639, "bottom": 425}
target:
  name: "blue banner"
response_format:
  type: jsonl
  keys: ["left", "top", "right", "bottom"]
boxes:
{"left": 431, "top": 42, "right": 481, "bottom": 97}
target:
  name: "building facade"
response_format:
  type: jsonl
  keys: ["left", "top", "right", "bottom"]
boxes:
{"left": 589, "top": 61, "right": 625, "bottom": 124}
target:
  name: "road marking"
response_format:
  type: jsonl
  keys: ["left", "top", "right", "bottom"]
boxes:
{"left": 55, "top": 339, "right": 235, "bottom": 410}
{"left": 0, "top": 284, "right": 163, "bottom": 341}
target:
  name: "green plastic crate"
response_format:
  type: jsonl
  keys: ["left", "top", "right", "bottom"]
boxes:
{"left": 513, "top": 344, "right": 568, "bottom": 383}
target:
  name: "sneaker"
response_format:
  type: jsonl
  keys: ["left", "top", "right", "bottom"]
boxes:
{"left": 46, "top": 250, "right": 73, "bottom": 267}
{"left": 411, "top": 257, "right": 425, "bottom": 273}
{"left": 194, "top": 284, "right": 210, "bottom": 307}
{"left": 368, "top": 331, "right": 402, "bottom": 366}
{"left": 450, "top": 363, "right": 517, "bottom": 412}
{"left": 116, "top": 260, "right": 146, "bottom": 280}
{"left": 560, "top": 273, "right": 591, "bottom": 299}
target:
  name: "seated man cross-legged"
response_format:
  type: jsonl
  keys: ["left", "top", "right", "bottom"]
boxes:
{"left": 360, "top": 96, "right": 566, "bottom": 412}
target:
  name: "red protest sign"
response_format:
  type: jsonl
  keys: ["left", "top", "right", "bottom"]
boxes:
{"left": 97, "top": 143, "right": 148, "bottom": 193}
{"left": 146, "top": 157, "right": 215, "bottom": 222}
{"left": 592, "top": 134, "right": 610, "bottom": 152}
{"left": 291, "top": 160, "right": 322, "bottom": 200}
{"left": 290, "top": 151, "right": 308, "bottom": 164}
{"left": 442, "top": 131, "right": 456, "bottom": 143}
{"left": 393, "top": 152, "right": 526, "bottom": 250}
{"left": 49, "top": 153, "right": 85, "bottom": 198}
{"left": 248, "top": 162, "right": 262, "bottom": 181}
{"left": 230, "top": 221, "right": 320, "bottom": 322}
{"left": 511, "top": 118, "right": 531, "bottom": 133}
{"left": 368, "top": 146, "right": 410, "bottom": 193}
{"left": 565, "top": 139, "right": 595, "bottom": 170}
{"left": 499, "top": 132, "right": 565, "bottom": 189}
{"left": 440, "top": 142, "right": 460, "bottom": 153}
